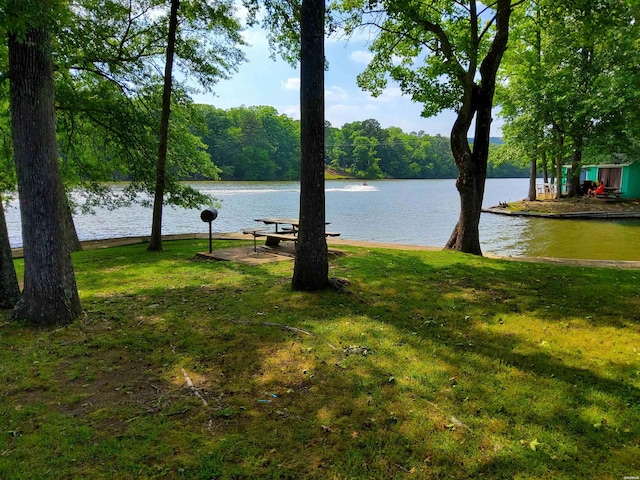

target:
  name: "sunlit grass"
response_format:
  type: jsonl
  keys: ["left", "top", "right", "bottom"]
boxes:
{"left": 1, "top": 239, "right": 639, "bottom": 479}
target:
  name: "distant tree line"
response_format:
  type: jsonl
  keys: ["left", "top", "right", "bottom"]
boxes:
{"left": 197, "top": 105, "right": 301, "bottom": 180}
{"left": 197, "top": 105, "right": 527, "bottom": 180}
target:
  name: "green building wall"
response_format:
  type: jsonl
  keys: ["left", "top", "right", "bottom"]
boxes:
{"left": 621, "top": 162, "right": 640, "bottom": 199}
{"left": 583, "top": 166, "right": 598, "bottom": 182}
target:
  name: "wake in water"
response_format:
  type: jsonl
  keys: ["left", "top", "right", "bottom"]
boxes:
{"left": 200, "top": 184, "right": 379, "bottom": 195}
{"left": 326, "top": 184, "right": 378, "bottom": 192}
{"left": 199, "top": 188, "right": 300, "bottom": 196}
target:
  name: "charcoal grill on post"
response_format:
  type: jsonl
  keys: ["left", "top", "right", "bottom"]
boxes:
{"left": 200, "top": 208, "right": 218, "bottom": 253}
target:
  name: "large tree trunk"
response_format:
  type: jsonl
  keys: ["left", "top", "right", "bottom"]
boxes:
{"left": 554, "top": 131, "right": 564, "bottom": 199}
{"left": 61, "top": 190, "right": 82, "bottom": 252}
{"left": 292, "top": 0, "right": 328, "bottom": 291}
{"left": 555, "top": 157, "right": 563, "bottom": 199}
{"left": 528, "top": 155, "right": 537, "bottom": 201}
{"left": 9, "top": 27, "right": 82, "bottom": 325}
{"left": 0, "top": 200, "right": 20, "bottom": 309}
{"left": 445, "top": 161, "right": 485, "bottom": 255}
{"left": 445, "top": 88, "right": 483, "bottom": 255}
{"left": 445, "top": 90, "right": 489, "bottom": 255}
{"left": 149, "top": 0, "right": 180, "bottom": 252}
{"left": 445, "top": 0, "right": 511, "bottom": 256}
{"left": 568, "top": 137, "right": 583, "bottom": 197}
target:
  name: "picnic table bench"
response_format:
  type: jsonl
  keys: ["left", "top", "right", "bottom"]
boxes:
{"left": 601, "top": 187, "right": 622, "bottom": 199}
{"left": 242, "top": 228, "right": 269, "bottom": 251}
{"left": 591, "top": 187, "right": 622, "bottom": 199}
{"left": 243, "top": 217, "right": 339, "bottom": 250}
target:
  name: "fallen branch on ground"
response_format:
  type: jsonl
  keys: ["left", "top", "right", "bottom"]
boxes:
{"left": 233, "top": 320, "right": 314, "bottom": 336}
{"left": 181, "top": 368, "right": 208, "bottom": 406}
{"left": 425, "top": 400, "right": 473, "bottom": 433}
{"left": 328, "top": 277, "right": 351, "bottom": 292}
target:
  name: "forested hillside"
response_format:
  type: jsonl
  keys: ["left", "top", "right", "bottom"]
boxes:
{"left": 196, "top": 105, "right": 527, "bottom": 180}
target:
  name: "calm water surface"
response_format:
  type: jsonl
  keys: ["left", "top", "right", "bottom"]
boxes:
{"left": 4, "top": 178, "right": 639, "bottom": 260}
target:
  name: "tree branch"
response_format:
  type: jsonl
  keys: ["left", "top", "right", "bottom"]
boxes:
{"left": 401, "top": 6, "right": 468, "bottom": 86}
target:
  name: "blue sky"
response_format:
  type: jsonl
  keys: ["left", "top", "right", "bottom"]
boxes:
{"left": 192, "top": 16, "right": 503, "bottom": 138}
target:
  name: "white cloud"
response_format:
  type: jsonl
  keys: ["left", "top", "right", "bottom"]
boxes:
{"left": 349, "top": 50, "right": 374, "bottom": 64}
{"left": 368, "top": 86, "right": 404, "bottom": 103}
{"left": 241, "top": 28, "right": 268, "bottom": 47}
{"left": 325, "top": 86, "right": 349, "bottom": 102}
{"left": 281, "top": 78, "right": 300, "bottom": 90}
{"left": 277, "top": 104, "right": 300, "bottom": 120}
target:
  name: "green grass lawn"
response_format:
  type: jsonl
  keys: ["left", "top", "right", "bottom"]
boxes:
{"left": 1, "top": 239, "right": 638, "bottom": 479}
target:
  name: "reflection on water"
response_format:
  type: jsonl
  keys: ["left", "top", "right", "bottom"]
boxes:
{"left": 4, "top": 178, "right": 639, "bottom": 261}
{"left": 509, "top": 218, "right": 640, "bottom": 261}
{"left": 480, "top": 214, "right": 530, "bottom": 257}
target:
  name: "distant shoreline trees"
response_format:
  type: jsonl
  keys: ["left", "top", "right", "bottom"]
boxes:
{"left": 197, "top": 105, "right": 525, "bottom": 181}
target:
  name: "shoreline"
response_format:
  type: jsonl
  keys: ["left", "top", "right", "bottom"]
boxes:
{"left": 10, "top": 232, "right": 640, "bottom": 270}
{"left": 483, "top": 206, "right": 640, "bottom": 219}
{"left": 484, "top": 197, "right": 640, "bottom": 220}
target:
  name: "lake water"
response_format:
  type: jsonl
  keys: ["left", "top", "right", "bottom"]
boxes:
{"left": 4, "top": 178, "right": 640, "bottom": 260}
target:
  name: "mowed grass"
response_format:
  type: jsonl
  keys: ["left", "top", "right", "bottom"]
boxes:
{"left": 1, "top": 239, "right": 639, "bottom": 479}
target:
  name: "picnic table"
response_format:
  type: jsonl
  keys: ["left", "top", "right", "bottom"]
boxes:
{"left": 602, "top": 187, "right": 622, "bottom": 199}
{"left": 254, "top": 217, "right": 300, "bottom": 247}
{"left": 243, "top": 217, "right": 339, "bottom": 250}
{"left": 256, "top": 217, "right": 300, "bottom": 234}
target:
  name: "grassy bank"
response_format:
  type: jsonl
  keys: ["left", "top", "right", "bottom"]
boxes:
{"left": 324, "top": 167, "right": 353, "bottom": 180}
{"left": 1, "top": 239, "right": 638, "bottom": 479}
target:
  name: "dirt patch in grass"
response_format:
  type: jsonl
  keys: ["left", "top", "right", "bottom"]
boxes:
{"left": 55, "top": 356, "right": 170, "bottom": 417}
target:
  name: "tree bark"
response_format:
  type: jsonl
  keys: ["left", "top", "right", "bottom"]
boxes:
{"left": 555, "top": 160, "right": 562, "bottom": 198}
{"left": 292, "top": 0, "right": 328, "bottom": 291}
{"left": 9, "top": 27, "right": 82, "bottom": 325}
{"left": 149, "top": 0, "right": 180, "bottom": 252}
{"left": 555, "top": 133, "right": 564, "bottom": 199}
{"left": 0, "top": 200, "right": 20, "bottom": 309}
{"left": 445, "top": 86, "right": 489, "bottom": 255}
{"left": 61, "top": 189, "right": 82, "bottom": 252}
{"left": 445, "top": 0, "right": 511, "bottom": 256}
{"left": 568, "top": 137, "right": 583, "bottom": 197}
{"left": 528, "top": 154, "right": 537, "bottom": 201}
{"left": 445, "top": 85, "right": 482, "bottom": 254}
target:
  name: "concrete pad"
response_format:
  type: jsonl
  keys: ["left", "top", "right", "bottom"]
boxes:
{"left": 196, "top": 244, "right": 296, "bottom": 265}
{"left": 196, "top": 242, "right": 347, "bottom": 266}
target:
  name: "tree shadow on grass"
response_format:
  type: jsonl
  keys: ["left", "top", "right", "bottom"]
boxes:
{"left": 4, "top": 244, "right": 638, "bottom": 478}
{"left": 344, "top": 249, "right": 640, "bottom": 400}
{"left": 345, "top": 248, "right": 640, "bottom": 328}
{"left": 327, "top": 249, "right": 640, "bottom": 477}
